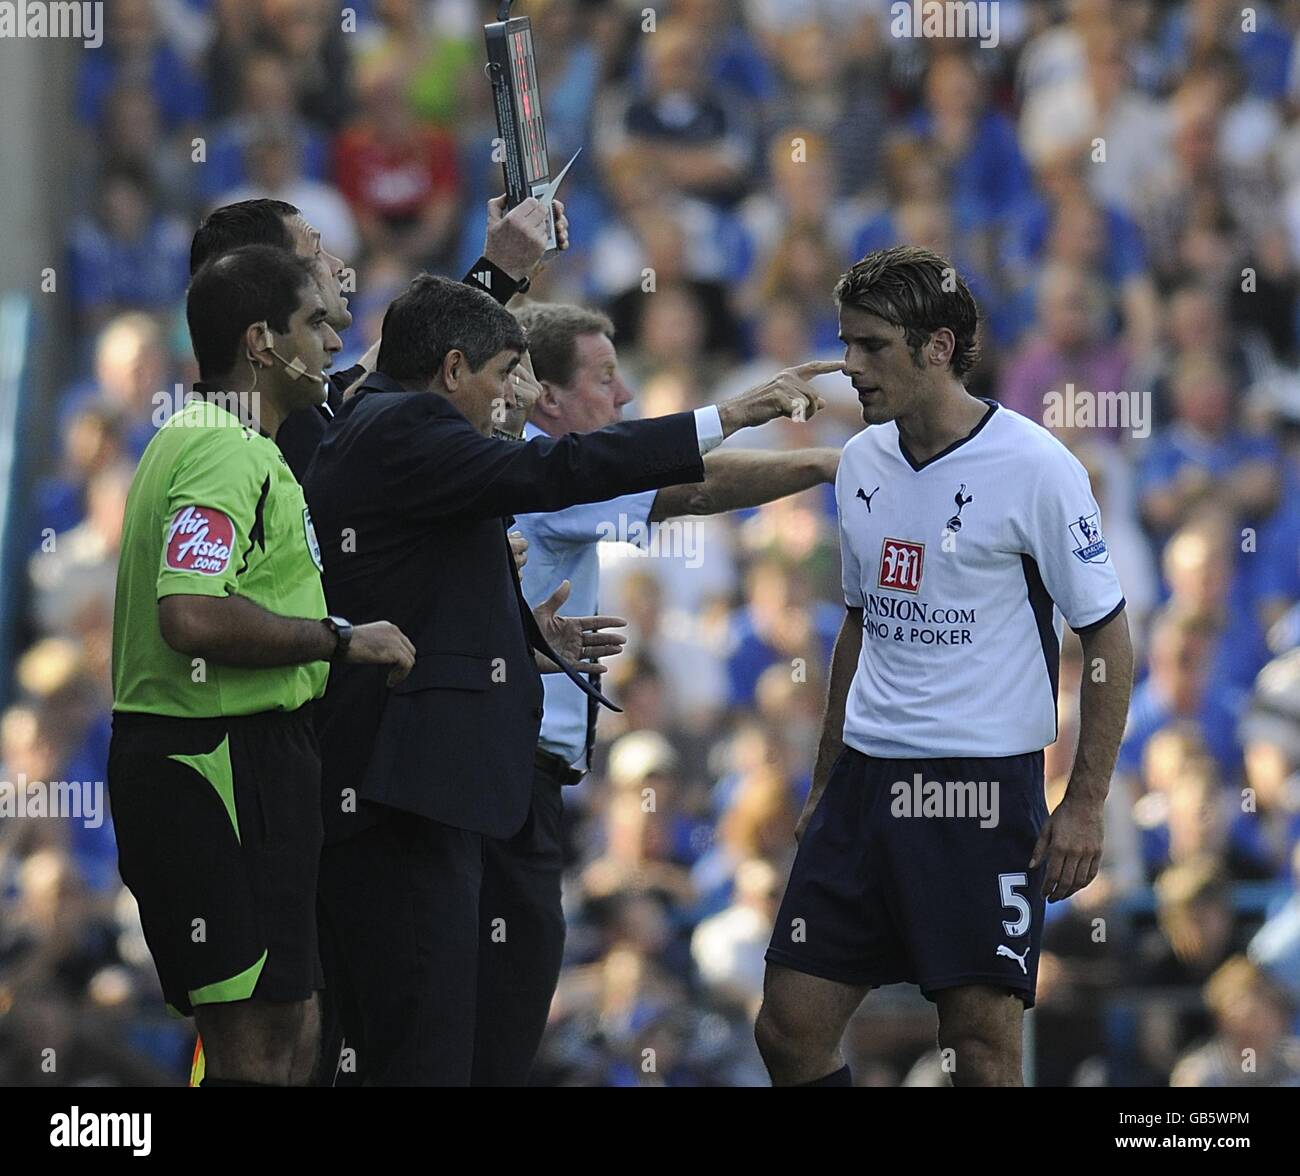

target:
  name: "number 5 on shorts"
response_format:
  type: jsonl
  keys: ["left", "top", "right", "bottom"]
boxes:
{"left": 998, "top": 872, "right": 1030, "bottom": 938}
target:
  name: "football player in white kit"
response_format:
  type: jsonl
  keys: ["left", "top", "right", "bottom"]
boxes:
{"left": 755, "top": 246, "right": 1134, "bottom": 1087}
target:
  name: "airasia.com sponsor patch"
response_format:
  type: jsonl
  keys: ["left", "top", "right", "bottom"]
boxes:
{"left": 165, "top": 506, "right": 234, "bottom": 575}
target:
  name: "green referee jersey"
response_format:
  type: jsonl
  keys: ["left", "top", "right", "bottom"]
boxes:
{"left": 112, "top": 397, "right": 329, "bottom": 718}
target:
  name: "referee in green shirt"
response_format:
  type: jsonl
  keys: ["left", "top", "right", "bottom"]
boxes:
{"left": 108, "top": 244, "right": 414, "bottom": 1086}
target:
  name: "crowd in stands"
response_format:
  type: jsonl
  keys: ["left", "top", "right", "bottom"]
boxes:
{"left": 2, "top": 0, "right": 1299, "bottom": 1086}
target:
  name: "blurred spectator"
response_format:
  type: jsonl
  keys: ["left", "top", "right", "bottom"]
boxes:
{"left": 691, "top": 857, "right": 782, "bottom": 1014}
{"left": 599, "top": 20, "right": 760, "bottom": 206}
{"left": 97, "top": 84, "right": 195, "bottom": 216}
{"left": 334, "top": 62, "right": 461, "bottom": 269}
{"left": 202, "top": 0, "right": 265, "bottom": 120}
{"left": 30, "top": 401, "right": 126, "bottom": 552}
{"left": 201, "top": 49, "right": 331, "bottom": 200}
{"left": 1138, "top": 351, "right": 1280, "bottom": 537}
{"left": 1145, "top": 756, "right": 1272, "bottom": 882}
{"left": 353, "top": 0, "right": 481, "bottom": 129}
{"left": 28, "top": 465, "right": 132, "bottom": 641}
{"left": 61, "top": 313, "right": 171, "bottom": 460}
{"left": 1138, "top": 858, "right": 1244, "bottom": 988}
{"left": 1118, "top": 605, "right": 1246, "bottom": 781}
{"left": 1249, "top": 842, "right": 1300, "bottom": 1004}
{"left": 1003, "top": 151, "right": 1159, "bottom": 353}
{"left": 998, "top": 263, "right": 1128, "bottom": 437}
{"left": 616, "top": 569, "right": 728, "bottom": 731}
{"left": 1132, "top": 74, "right": 1277, "bottom": 289}
{"left": 259, "top": 0, "right": 353, "bottom": 132}
{"left": 739, "top": 132, "right": 851, "bottom": 295}
{"left": 1239, "top": 652, "right": 1300, "bottom": 873}
{"left": 1019, "top": 21, "right": 1171, "bottom": 214}
{"left": 1170, "top": 955, "right": 1300, "bottom": 1086}
{"left": 725, "top": 559, "right": 837, "bottom": 708}
{"left": 75, "top": 0, "right": 206, "bottom": 132}
{"left": 1161, "top": 508, "right": 1273, "bottom": 692}
{"left": 1151, "top": 282, "right": 1263, "bottom": 427}
{"left": 762, "top": 16, "right": 885, "bottom": 198}
{"left": 214, "top": 116, "right": 360, "bottom": 264}
{"left": 674, "top": 0, "right": 778, "bottom": 106}
{"left": 910, "top": 52, "right": 1031, "bottom": 239}
{"left": 692, "top": 722, "right": 797, "bottom": 906}
{"left": 66, "top": 163, "right": 192, "bottom": 332}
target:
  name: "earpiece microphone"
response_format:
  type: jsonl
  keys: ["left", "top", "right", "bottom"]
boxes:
{"left": 269, "top": 348, "right": 327, "bottom": 388}
{"left": 252, "top": 328, "right": 330, "bottom": 413}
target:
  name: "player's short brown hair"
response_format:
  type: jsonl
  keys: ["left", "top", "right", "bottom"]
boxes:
{"left": 511, "top": 303, "right": 615, "bottom": 388}
{"left": 834, "top": 245, "right": 981, "bottom": 378}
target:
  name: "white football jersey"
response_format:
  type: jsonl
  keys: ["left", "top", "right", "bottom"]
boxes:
{"left": 836, "top": 400, "right": 1125, "bottom": 759}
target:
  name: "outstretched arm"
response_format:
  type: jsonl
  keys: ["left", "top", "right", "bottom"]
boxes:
{"left": 649, "top": 448, "right": 839, "bottom": 521}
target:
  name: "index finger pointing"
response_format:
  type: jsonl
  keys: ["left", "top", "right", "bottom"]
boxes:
{"left": 791, "top": 360, "right": 847, "bottom": 379}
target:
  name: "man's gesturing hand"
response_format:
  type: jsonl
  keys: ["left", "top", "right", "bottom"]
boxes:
{"left": 1029, "top": 795, "right": 1104, "bottom": 902}
{"left": 345, "top": 621, "right": 416, "bottom": 687}
{"left": 483, "top": 195, "right": 569, "bottom": 283}
{"left": 716, "top": 360, "right": 843, "bottom": 437}
{"left": 532, "top": 580, "right": 627, "bottom": 674}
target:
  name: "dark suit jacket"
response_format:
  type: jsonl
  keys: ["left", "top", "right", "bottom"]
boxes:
{"left": 303, "top": 371, "right": 706, "bottom": 841}
{"left": 276, "top": 363, "right": 362, "bottom": 482}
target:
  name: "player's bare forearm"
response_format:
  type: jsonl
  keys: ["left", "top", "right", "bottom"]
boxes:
{"left": 798, "top": 607, "right": 863, "bottom": 838}
{"left": 159, "top": 593, "right": 334, "bottom": 667}
{"left": 648, "top": 448, "right": 838, "bottom": 522}
{"left": 1068, "top": 609, "right": 1134, "bottom": 806}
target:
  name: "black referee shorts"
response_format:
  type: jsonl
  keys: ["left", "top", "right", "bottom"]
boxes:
{"left": 107, "top": 706, "right": 324, "bottom": 1017}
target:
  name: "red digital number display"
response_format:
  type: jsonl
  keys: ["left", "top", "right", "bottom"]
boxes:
{"left": 509, "top": 26, "right": 548, "bottom": 185}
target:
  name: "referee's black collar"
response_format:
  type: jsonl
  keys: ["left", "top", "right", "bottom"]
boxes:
{"left": 189, "top": 382, "right": 271, "bottom": 439}
{"left": 897, "top": 397, "right": 998, "bottom": 472}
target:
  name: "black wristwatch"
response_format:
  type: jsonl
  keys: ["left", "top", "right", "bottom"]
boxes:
{"left": 321, "top": 615, "right": 353, "bottom": 662}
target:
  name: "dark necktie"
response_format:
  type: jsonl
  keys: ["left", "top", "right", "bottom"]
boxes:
{"left": 503, "top": 522, "right": 622, "bottom": 714}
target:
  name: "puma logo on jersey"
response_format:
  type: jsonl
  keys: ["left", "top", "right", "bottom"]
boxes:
{"left": 997, "top": 943, "right": 1030, "bottom": 974}
{"left": 856, "top": 486, "right": 880, "bottom": 512}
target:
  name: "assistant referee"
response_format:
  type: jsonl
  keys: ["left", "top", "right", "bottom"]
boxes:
{"left": 108, "top": 245, "right": 413, "bottom": 1086}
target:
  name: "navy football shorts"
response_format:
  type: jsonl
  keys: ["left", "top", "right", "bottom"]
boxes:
{"left": 765, "top": 746, "right": 1048, "bottom": 1006}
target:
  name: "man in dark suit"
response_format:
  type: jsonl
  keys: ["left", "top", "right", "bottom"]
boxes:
{"left": 189, "top": 194, "right": 566, "bottom": 481}
{"left": 303, "top": 274, "right": 825, "bottom": 1085}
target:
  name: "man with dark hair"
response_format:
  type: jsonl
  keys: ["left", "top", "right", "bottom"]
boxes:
{"left": 496, "top": 300, "right": 842, "bottom": 1084}
{"left": 755, "top": 245, "right": 1134, "bottom": 1087}
{"left": 189, "top": 198, "right": 300, "bottom": 276}
{"left": 108, "top": 245, "right": 415, "bottom": 1086}
{"left": 189, "top": 195, "right": 567, "bottom": 479}
{"left": 304, "top": 273, "right": 829, "bottom": 1085}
